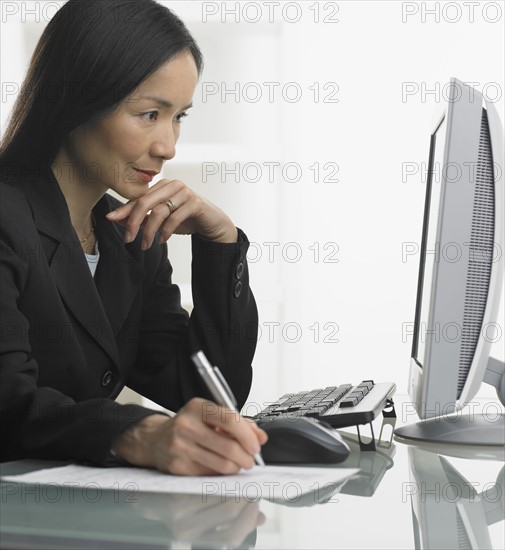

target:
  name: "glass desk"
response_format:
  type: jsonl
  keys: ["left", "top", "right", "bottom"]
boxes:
{"left": 1, "top": 395, "right": 503, "bottom": 549}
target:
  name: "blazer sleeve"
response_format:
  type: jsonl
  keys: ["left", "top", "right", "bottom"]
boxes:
{"left": 126, "top": 228, "right": 258, "bottom": 412}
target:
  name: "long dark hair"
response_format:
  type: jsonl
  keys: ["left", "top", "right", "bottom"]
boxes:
{"left": 0, "top": 0, "right": 203, "bottom": 173}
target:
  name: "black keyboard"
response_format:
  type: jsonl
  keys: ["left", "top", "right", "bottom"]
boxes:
{"left": 254, "top": 381, "right": 396, "bottom": 429}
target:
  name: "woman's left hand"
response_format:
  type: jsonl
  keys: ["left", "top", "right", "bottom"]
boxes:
{"left": 106, "top": 178, "right": 238, "bottom": 248}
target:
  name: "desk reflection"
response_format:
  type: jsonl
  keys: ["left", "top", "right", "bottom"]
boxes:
{"left": 407, "top": 447, "right": 504, "bottom": 550}
{"left": 0, "top": 479, "right": 263, "bottom": 549}
{"left": 133, "top": 491, "right": 264, "bottom": 548}
{"left": 339, "top": 430, "right": 396, "bottom": 497}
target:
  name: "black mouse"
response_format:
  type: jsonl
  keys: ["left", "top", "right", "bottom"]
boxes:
{"left": 256, "top": 416, "right": 350, "bottom": 464}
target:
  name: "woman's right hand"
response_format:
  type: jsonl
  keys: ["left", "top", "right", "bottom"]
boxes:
{"left": 111, "top": 397, "right": 268, "bottom": 475}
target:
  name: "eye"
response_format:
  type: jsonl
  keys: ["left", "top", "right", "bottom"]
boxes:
{"left": 142, "top": 111, "right": 159, "bottom": 122}
{"left": 176, "top": 112, "right": 188, "bottom": 123}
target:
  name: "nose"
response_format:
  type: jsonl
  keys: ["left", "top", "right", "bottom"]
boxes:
{"left": 151, "top": 124, "right": 176, "bottom": 161}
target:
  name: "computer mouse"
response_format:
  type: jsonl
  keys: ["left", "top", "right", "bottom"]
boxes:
{"left": 256, "top": 416, "right": 350, "bottom": 464}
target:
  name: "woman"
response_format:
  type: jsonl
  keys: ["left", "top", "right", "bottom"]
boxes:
{"left": 0, "top": 0, "right": 266, "bottom": 475}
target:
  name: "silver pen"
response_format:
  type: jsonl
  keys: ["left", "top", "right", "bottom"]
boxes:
{"left": 191, "top": 350, "right": 265, "bottom": 467}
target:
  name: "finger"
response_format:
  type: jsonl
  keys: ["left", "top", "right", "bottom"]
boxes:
{"left": 144, "top": 178, "right": 184, "bottom": 199}
{"left": 197, "top": 425, "right": 256, "bottom": 471}
{"left": 105, "top": 202, "right": 138, "bottom": 241}
{"left": 177, "top": 437, "right": 249, "bottom": 475}
{"left": 141, "top": 202, "right": 185, "bottom": 249}
{"left": 106, "top": 201, "right": 147, "bottom": 243}
{"left": 200, "top": 404, "right": 262, "bottom": 458}
{"left": 157, "top": 201, "right": 195, "bottom": 243}
{"left": 123, "top": 199, "right": 166, "bottom": 244}
{"left": 109, "top": 216, "right": 149, "bottom": 228}
{"left": 252, "top": 425, "right": 268, "bottom": 445}
{"left": 139, "top": 204, "right": 175, "bottom": 250}
{"left": 105, "top": 201, "right": 135, "bottom": 221}
{"left": 155, "top": 186, "right": 196, "bottom": 241}
{"left": 164, "top": 455, "right": 220, "bottom": 476}
{"left": 245, "top": 418, "right": 269, "bottom": 444}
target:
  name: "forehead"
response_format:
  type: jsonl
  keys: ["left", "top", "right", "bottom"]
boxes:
{"left": 132, "top": 52, "right": 198, "bottom": 104}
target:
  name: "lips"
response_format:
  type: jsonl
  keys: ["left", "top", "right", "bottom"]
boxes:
{"left": 134, "top": 168, "right": 159, "bottom": 183}
{"left": 136, "top": 169, "right": 159, "bottom": 176}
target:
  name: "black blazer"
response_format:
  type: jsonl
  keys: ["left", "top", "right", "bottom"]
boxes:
{"left": 0, "top": 165, "right": 258, "bottom": 465}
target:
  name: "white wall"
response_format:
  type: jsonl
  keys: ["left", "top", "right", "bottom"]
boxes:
{"left": 1, "top": 1, "right": 504, "bottom": 409}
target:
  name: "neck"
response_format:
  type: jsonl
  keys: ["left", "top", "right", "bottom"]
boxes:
{"left": 51, "top": 148, "right": 107, "bottom": 236}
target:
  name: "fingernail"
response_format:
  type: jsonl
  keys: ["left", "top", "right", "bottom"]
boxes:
{"left": 141, "top": 239, "right": 148, "bottom": 250}
{"left": 106, "top": 211, "right": 118, "bottom": 218}
{"left": 124, "top": 231, "right": 133, "bottom": 243}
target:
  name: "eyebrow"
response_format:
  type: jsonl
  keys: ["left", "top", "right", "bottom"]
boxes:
{"left": 139, "top": 95, "right": 193, "bottom": 111}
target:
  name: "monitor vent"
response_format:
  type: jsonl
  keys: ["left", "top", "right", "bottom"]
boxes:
{"left": 457, "top": 109, "right": 495, "bottom": 397}
{"left": 456, "top": 509, "right": 472, "bottom": 550}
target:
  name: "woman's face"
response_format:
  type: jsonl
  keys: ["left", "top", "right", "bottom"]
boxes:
{"left": 63, "top": 51, "right": 198, "bottom": 200}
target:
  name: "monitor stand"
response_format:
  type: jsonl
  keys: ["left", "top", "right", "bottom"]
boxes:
{"left": 394, "top": 414, "right": 504, "bottom": 446}
{"left": 395, "top": 358, "right": 505, "bottom": 446}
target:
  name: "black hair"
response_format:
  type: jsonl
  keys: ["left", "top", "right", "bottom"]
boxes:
{"left": 0, "top": 0, "right": 203, "bottom": 173}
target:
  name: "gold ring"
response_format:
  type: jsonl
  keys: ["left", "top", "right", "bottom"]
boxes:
{"left": 162, "top": 199, "right": 176, "bottom": 215}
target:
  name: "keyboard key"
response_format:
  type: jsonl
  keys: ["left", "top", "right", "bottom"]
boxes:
{"left": 347, "top": 391, "right": 362, "bottom": 398}
{"left": 339, "top": 397, "right": 358, "bottom": 407}
{"left": 309, "top": 409, "right": 327, "bottom": 417}
{"left": 277, "top": 405, "right": 298, "bottom": 412}
{"left": 329, "top": 387, "right": 351, "bottom": 398}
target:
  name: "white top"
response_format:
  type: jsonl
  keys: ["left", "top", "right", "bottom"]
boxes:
{"left": 85, "top": 241, "right": 100, "bottom": 277}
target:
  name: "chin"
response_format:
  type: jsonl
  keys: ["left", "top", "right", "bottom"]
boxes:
{"left": 113, "top": 185, "right": 149, "bottom": 202}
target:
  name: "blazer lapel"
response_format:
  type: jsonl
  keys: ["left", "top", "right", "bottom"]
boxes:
{"left": 47, "top": 230, "right": 121, "bottom": 368}
{"left": 18, "top": 166, "right": 142, "bottom": 369}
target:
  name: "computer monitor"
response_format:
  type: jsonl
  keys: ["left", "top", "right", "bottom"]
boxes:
{"left": 394, "top": 78, "right": 504, "bottom": 446}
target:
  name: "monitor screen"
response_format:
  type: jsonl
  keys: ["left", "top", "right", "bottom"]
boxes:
{"left": 412, "top": 116, "right": 446, "bottom": 369}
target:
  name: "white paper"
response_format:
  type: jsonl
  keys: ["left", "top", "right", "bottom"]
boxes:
{"left": 2, "top": 464, "right": 358, "bottom": 502}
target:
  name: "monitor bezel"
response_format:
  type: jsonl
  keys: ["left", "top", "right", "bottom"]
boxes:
{"left": 411, "top": 114, "right": 445, "bottom": 366}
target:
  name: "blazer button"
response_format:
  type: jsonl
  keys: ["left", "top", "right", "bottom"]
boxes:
{"left": 101, "top": 371, "right": 113, "bottom": 387}
{"left": 234, "top": 280, "right": 242, "bottom": 298}
{"left": 235, "top": 262, "right": 244, "bottom": 279}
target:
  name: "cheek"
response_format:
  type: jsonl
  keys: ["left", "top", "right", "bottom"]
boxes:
{"left": 69, "top": 115, "right": 149, "bottom": 171}
{"left": 69, "top": 123, "right": 114, "bottom": 165}
{"left": 100, "top": 121, "right": 143, "bottom": 160}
